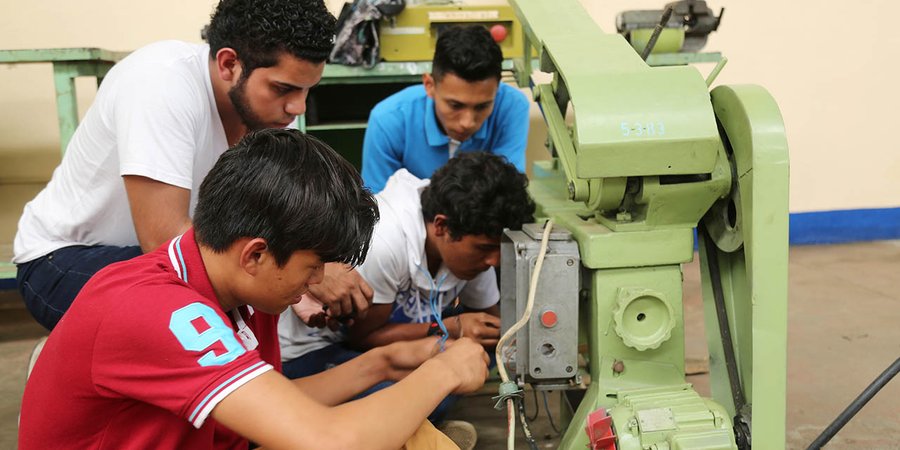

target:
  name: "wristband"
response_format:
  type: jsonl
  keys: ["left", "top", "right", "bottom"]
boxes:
{"left": 426, "top": 321, "right": 444, "bottom": 337}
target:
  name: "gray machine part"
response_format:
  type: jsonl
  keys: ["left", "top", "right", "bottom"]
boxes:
{"left": 616, "top": 0, "right": 724, "bottom": 53}
{"left": 500, "top": 223, "right": 580, "bottom": 384}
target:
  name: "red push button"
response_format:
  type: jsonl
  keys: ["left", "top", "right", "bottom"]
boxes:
{"left": 540, "top": 310, "right": 558, "bottom": 328}
{"left": 490, "top": 24, "right": 508, "bottom": 43}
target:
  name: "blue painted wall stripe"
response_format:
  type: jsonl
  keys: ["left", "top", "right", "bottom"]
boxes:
{"left": 693, "top": 207, "right": 900, "bottom": 250}
{"left": 789, "top": 207, "right": 900, "bottom": 245}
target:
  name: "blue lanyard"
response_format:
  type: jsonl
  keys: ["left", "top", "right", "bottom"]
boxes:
{"left": 418, "top": 264, "right": 449, "bottom": 351}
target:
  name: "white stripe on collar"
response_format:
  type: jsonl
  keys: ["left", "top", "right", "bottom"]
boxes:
{"left": 167, "top": 234, "right": 188, "bottom": 282}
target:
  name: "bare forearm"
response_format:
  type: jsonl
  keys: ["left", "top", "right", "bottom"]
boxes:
{"left": 213, "top": 340, "right": 485, "bottom": 450}
{"left": 330, "top": 359, "right": 458, "bottom": 448}
{"left": 253, "top": 359, "right": 458, "bottom": 449}
{"left": 138, "top": 217, "right": 192, "bottom": 252}
{"left": 358, "top": 322, "right": 433, "bottom": 349}
{"left": 123, "top": 175, "right": 193, "bottom": 253}
{"left": 292, "top": 347, "right": 388, "bottom": 405}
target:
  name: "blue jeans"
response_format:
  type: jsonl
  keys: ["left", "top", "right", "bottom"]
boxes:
{"left": 17, "top": 245, "right": 142, "bottom": 330}
{"left": 282, "top": 343, "right": 459, "bottom": 423}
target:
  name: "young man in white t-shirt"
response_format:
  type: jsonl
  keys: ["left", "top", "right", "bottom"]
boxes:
{"left": 14, "top": 0, "right": 371, "bottom": 330}
{"left": 279, "top": 152, "right": 535, "bottom": 422}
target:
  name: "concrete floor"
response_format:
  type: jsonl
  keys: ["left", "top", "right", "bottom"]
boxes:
{"left": 2, "top": 241, "right": 899, "bottom": 449}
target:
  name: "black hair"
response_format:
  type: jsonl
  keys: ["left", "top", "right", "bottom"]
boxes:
{"left": 194, "top": 129, "right": 378, "bottom": 267}
{"left": 421, "top": 152, "right": 534, "bottom": 239}
{"left": 206, "top": 0, "right": 335, "bottom": 75}
{"left": 432, "top": 25, "right": 503, "bottom": 82}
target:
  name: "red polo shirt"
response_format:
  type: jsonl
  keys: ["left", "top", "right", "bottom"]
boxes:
{"left": 19, "top": 229, "right": 281, "bottom": 449}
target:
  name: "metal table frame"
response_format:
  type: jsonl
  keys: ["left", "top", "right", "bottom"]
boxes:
{"left": 0, "top": 48, "right": 129, "bottom": 155}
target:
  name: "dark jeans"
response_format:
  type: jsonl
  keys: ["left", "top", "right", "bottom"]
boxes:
{"left": 282, "top": 343, "right": 459, "bottom": 423}
{"left": 17, "top": 245, "right": 142, "bottom": 330}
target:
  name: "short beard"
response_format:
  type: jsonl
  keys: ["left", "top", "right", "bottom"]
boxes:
{"left": 228, "top": 74, "right": 266, "bottom": 131}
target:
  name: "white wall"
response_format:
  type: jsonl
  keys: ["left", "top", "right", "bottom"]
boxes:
{"left": 580, "top": 0, "right": 900, "bottom": 213}
{"left": 1, "top": 0, "right": 898, "bottom": 212}
{"left": 0, "top": 0, "right": 222, "bottom": 182}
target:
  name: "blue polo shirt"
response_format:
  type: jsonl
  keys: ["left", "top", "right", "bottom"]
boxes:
{"left": 361, "top": 83, "right": 529, "bottom": 193}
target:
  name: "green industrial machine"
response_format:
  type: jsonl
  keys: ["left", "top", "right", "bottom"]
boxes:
{"left": 379, "top": 0, "right": 528, "bottom": 62}
{"left": 497, "top": 1, "right": 788, "bottom": 449}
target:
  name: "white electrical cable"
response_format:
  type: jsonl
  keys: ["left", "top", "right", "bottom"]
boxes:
{"left": 495, "top": 219, "right": 555, "bottom": 450}
{"left": 507, "top": 400, "right": 516, "bottom": 449}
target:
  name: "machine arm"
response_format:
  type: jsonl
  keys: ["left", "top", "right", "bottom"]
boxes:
{"left": 498, "top": 1, "right": 790, "bottom": 449}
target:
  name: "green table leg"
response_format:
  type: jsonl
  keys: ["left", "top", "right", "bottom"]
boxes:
{"left": 52, "top": 62, "right": 80, "bottom": 155}
{"left": 50, "top": 61, "right": 117, "bottom": 155}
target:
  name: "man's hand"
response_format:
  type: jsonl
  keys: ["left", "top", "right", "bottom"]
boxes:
{"left": 431, "top": 338, "right": 490, "bottom": 394}
{"left": 305, "top": 263, "right": 373, "bottom": 326}
{"left": 380, "top": 337, "right": 442, "bottom": 381}
{"left": 291, "top": 295, "right": 332, "bottom": 329}
{"left": 290, "top": 294, "right": 358, "bottom": 331}
{"left": 447, "top": 312, "right": 501, "bottom": 347}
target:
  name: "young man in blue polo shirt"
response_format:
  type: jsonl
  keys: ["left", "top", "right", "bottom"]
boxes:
{"left": 360, "top": 25, "right": 530, "bottom": 193}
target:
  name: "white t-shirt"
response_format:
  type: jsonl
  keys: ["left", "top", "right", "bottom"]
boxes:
{"left": 279, "top": 169, "right": 499, "bottom": 361}
{"left": 448, "top": 139, "right": 460, "bottom": 158}
{"left": 13, "top": 41, "right": 228, "bottom": 263}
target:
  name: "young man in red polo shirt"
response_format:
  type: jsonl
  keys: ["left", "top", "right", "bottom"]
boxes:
{"left": 18, "top": 129, "right": 489, "bottom": 449}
